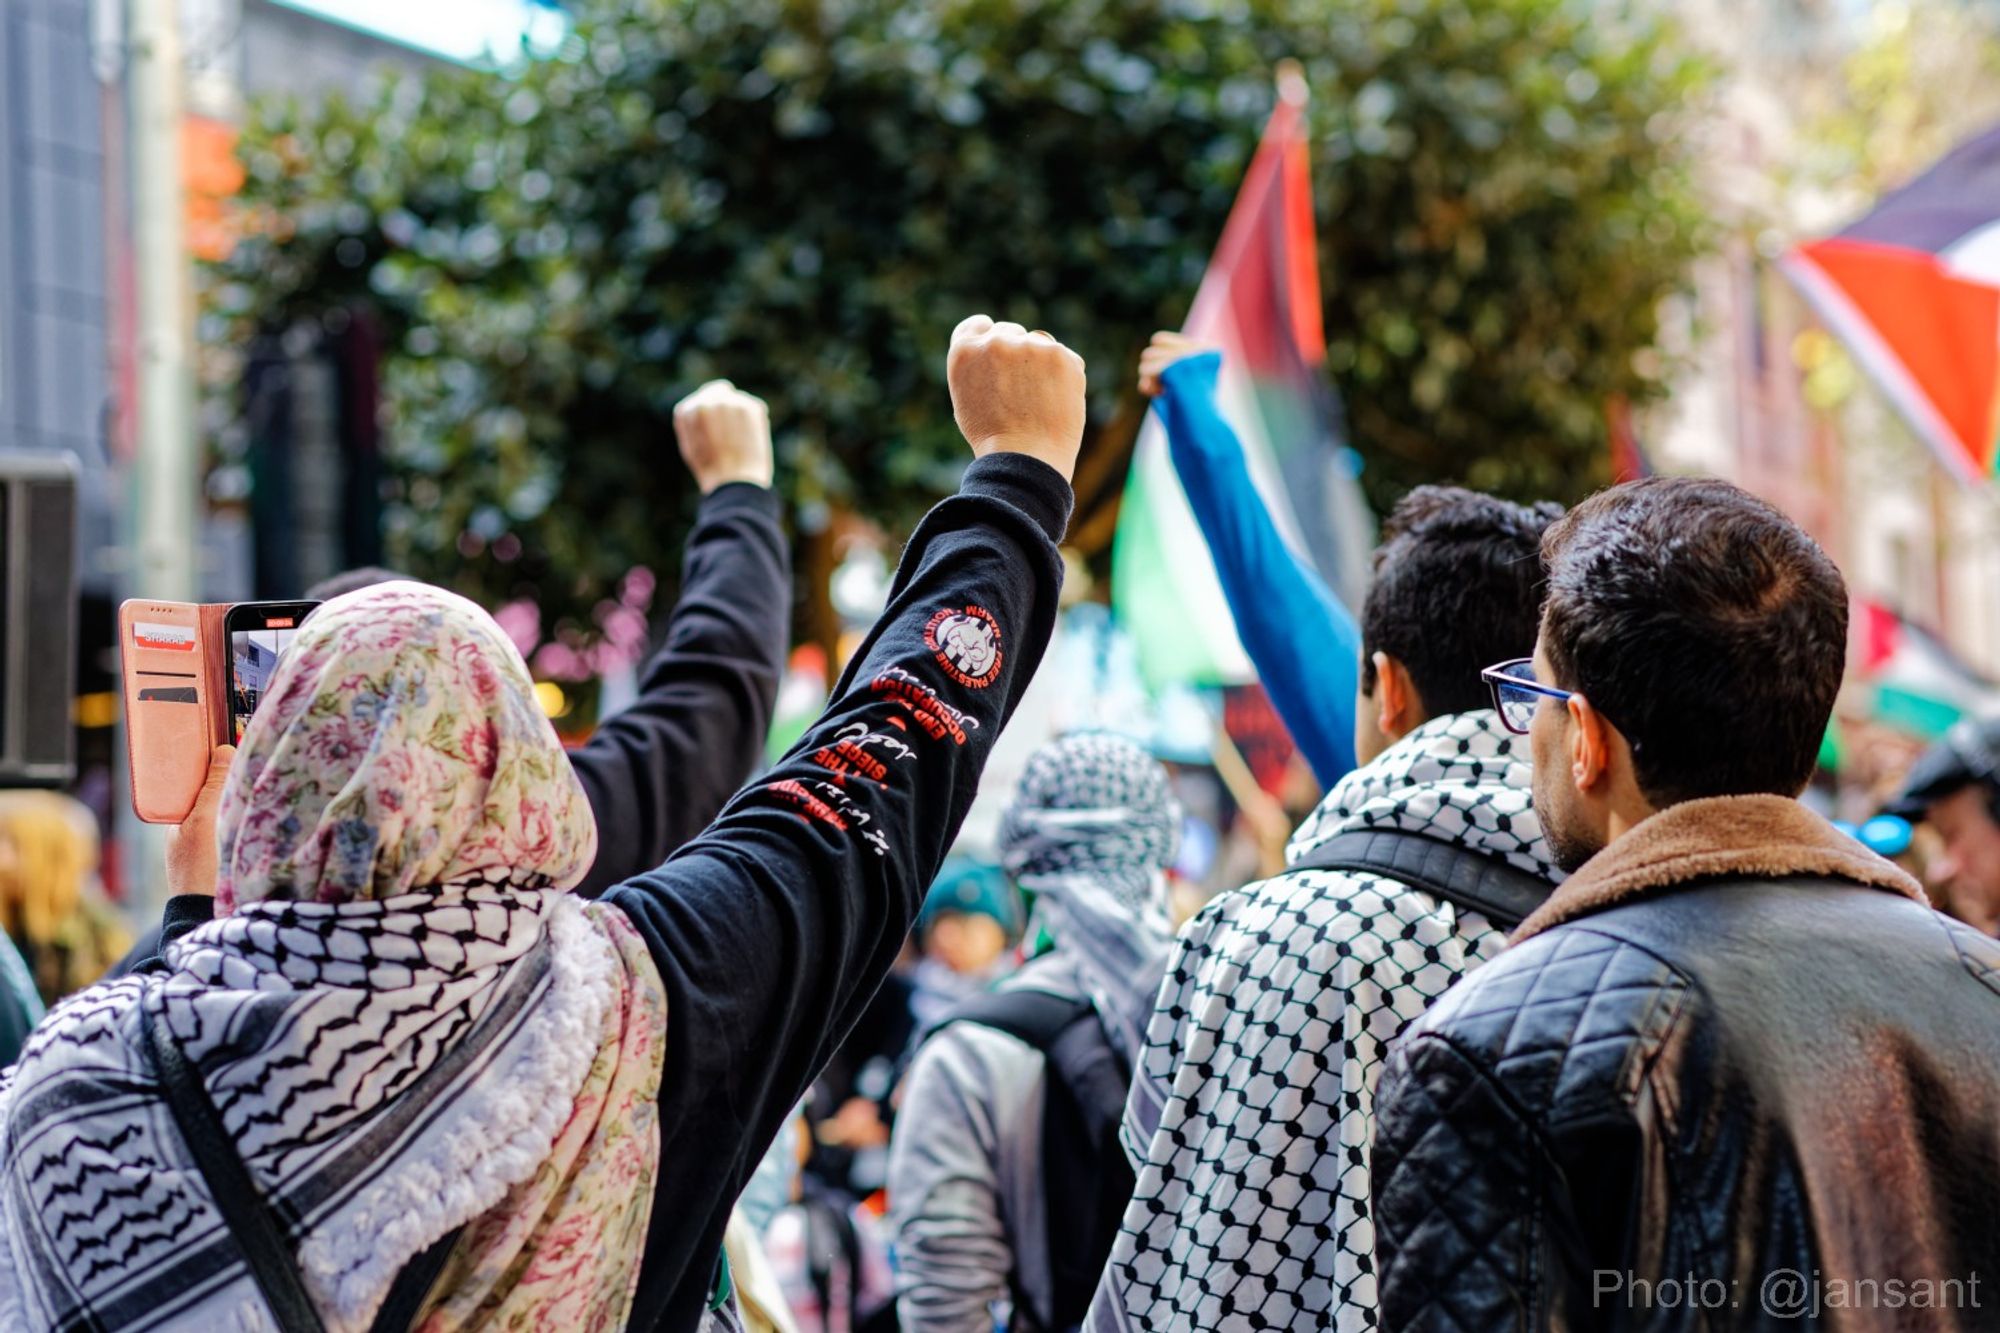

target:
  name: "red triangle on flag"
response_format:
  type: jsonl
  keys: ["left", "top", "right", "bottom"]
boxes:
{"left": 1855, "top": 598, "right": 1903, "bottom": 675}
{"left": 1190, "top": 95, "right": 1325, "bottom": 374}
{"left": 1789, "top": 238, "right": 2000, "bottom": 480}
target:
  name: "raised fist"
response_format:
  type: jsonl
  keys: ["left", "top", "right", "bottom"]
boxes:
{"left": 673, "top": 379, "right": 774, "bottom": 494}
{"left": 946, "top": 316, "right": 1086, "bottom": 484}
{"left": 1137, "top": 330, "right": 1217, "bottom": 398}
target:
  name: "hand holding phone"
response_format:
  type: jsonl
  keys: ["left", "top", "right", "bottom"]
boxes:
{"left": 121, "top": 599, "right": 318, "bottom": 823}
{"left": 164, "top": 745, "right": 236, "bottom": 895}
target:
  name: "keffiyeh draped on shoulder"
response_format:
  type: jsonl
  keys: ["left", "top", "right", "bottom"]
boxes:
{"left": 1092, "top": 711, "right": 1559, "bottom": 1333}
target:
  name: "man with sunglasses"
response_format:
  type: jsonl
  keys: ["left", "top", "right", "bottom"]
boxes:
{"left": 1371, "top": 477, "right": 2000, "bottom": 1331}
{"left": 1089, "top": 485, "right": 1564, "bottom": 1333}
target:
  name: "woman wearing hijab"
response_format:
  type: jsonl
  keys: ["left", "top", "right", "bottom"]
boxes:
{"left": 0, "top": 321, "right": 1082, "bottom": 1333}
{"left": 888, "top": 732, "right": 1179, "bottom": 1333}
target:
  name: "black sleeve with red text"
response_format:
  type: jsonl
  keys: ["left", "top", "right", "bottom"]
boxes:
{"left": 603, "top": 452, "right": 1071, "bottom": 1332}
{"left": 568, "top": 481, "right": 792, "bottom": 896}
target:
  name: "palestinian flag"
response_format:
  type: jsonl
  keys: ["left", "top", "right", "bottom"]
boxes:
{"left": 1853, "top": 598, "right": 2000, "bottom": 738}
{"left": 1781, "top": 122, "right": 2000, "bottom": 485}
{"left": 1111, "top": 70, "right": 1372, "bottom": 688}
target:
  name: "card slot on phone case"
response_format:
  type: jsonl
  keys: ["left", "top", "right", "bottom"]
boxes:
{"left": 127, "top": 678, "right": 208, "bottom": 823}
{"left": 120, "top": 600, "right": 222, "bottom": 825}
{"left": 122, "top": 599, "right": 317, "bottom": 824}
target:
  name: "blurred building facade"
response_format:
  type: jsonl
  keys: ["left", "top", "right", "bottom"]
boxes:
{"left": 0, "top": 0, "right": 443, "bottom": 901}
{"left": 0, "top": 0, "right": 116, "bottom": 585}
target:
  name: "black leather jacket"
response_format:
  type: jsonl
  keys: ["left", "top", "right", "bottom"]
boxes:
{"left": 1371, "top": 878, "right": 2000, "bottom": 1331}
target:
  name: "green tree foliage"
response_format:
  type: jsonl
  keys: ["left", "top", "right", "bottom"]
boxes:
{"left": 205, "top": 0, "right": 1710, "bottom": 647}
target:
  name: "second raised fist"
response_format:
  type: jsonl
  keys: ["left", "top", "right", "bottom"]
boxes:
{"left": 673, "top": 379, "right": 775, "bottom": 494}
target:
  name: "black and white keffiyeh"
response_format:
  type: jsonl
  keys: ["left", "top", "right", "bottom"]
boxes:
{"left": 1088, "top": 711, "right": 1559, "bottom": 1333}
{"left": 998, "top": 732, "right": 1180, "bottom": 1063}
{"left": 0, "top": 883, "right": 624, "bottom": 1333}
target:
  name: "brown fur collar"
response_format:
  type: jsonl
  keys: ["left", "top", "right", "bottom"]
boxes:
{"left": 1512, "top": 793, "right": 1928, "bottom": 944}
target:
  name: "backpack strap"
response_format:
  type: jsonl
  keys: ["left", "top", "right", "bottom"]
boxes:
{"left": 1037, "top": 1006, "right": 1135, "bottom": 1331}
{"left": 1286, "top": 828, "right": 1555, "bottom": 930}
{"left": 368, "top": 1224, "right": 464, "bottom": 1333}
{"left": 934, "top": 986, "right": 1092, "bottom": 1049}
{"left": 143, "top": 999, "right": 465, "bottom": 1333}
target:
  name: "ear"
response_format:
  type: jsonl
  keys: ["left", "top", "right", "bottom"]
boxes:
{"left": 1566, "top": 693, "right": 1613, "bottom": 793}
{"left": 1374, "top": 652, "right": 1412, "bottom": 739}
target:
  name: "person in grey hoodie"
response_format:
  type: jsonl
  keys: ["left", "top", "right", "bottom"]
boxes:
{"left": 890, "top": 732, "right": 1180, "bottom": 1333}
{"left": 1087, "top": 487, "right": 1564, "bottom": 1333}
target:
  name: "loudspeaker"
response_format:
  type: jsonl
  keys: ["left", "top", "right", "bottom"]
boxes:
{"left": 0, "top": 452, "right": 79, "bottom": 786}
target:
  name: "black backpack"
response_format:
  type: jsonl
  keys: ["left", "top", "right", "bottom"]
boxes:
{"left": 937, "top": 986, "right": 1133, "bottom": 1333}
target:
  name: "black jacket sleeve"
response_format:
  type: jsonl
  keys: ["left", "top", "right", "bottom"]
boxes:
{"left": 602, "top": 452, "right": 1072, "bottom": 1333}
{"left": 568, "top": 482, "right": 792, "bottom": 896}
{"left": 112, "top": 896, "right": 223, "bottom": 978}
{"left": 1373, "top": 1027, "right": 1651, "bottom": 1333}
{"left": 102, "top": 925, "right": 165, "bottom": 981}
{"left": 1372, "top": 1033, "right": 1553, "bottom": 1332}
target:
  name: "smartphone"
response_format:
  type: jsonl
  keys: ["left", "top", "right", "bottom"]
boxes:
{"left": 120, "top": 598, "right": 320, "bottom": 823}
{"left": 223, "top": 601, "right": 318, "bottom": 744}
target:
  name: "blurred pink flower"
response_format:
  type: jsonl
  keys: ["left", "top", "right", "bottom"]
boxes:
{"left": 619, "top": 566, "right": 656, "bottom": 610}
{"left": 493, "top": 599, "right": 542, "bottom": 658}
{"left": 534, "top": 641, "right": 590, "bottom": 682}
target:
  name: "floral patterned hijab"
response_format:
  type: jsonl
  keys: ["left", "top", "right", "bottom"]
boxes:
{"left": 217, "top": 581, "right": 598, "bottom": 911}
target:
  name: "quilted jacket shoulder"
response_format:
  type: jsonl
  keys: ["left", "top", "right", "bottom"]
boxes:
{"left": 1390, "top": 922, "right": 1692, "bottom": 1130}
{"left": 1368, "top": 922, "right": 1696, "bottom": 1333}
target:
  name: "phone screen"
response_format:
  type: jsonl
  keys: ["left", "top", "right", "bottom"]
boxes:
{"left": 227, "top": 603, "right": 318, "bottom": 743}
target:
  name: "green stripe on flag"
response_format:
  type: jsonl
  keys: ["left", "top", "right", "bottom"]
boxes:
{"left": 1872, "top": 683, "right": 1964, "bottom": 739}
{"left": 1111, "top": 428, "right": 1244, "bottom": 689}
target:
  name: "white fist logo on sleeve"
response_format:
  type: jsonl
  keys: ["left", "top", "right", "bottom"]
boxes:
{"left": 924, "top": 605, "right": 1005, "bottom": 689}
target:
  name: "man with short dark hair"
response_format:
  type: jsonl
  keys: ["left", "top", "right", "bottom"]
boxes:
{"left": 1371, "top": 476, "right": 2000, "bottom": 1331}
{"left": 1089, "top": 486, "right": 1565, "bottom": 1333}
{"left": 1886, "top": 715, "right": 2000, "bottom": 935}
{"left": 1354, "top": 487, "right": 1568, "bottom": 764}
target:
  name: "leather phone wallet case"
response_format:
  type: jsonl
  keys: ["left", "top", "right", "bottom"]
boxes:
{"left": 120, "top": 601, "right": 230, "bottom": 825}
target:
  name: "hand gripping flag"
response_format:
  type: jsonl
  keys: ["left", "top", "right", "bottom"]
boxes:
{"left": 1111, "top": 68, "right": 1373, "bottom": 689}
{"left": 1782, "top": 123, "right": 2000, "bottom": 485}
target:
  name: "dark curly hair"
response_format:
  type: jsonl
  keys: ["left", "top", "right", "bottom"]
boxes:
{"left": 1360, "top": 485, "right": 1564, "bottom": 717}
